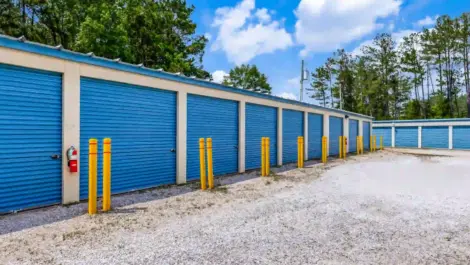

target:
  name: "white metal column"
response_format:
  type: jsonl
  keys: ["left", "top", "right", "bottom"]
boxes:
{"left": 238, "top": 100, "right": 246, "bottom": 173}
{"left": 277, "top": 107, "right": 283, "bottom": 166}
{"left": 449, "top": 125, "right": 453, "bottom": 150}
{"left": 418, "top": 126, "right": 422, "bottom": 148}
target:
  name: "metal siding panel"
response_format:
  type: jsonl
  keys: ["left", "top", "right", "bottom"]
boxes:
{"left": 245, "top": 103, "right": 277, "bottom": 170}
{"left": 283, "top": 110, "right": 304, "bottom": 163}
{"left": 363, "top": 122, "right": 371, "bottom": 150}
{"left": 0, "top": 64, "right": 62, "bottom": 213}
{"left": 187, "top": 95, "right": 239, "bottom": 181}
{"left": 453, "top": 126, "right": 470, "bottom": 150}
{"left": 308, "top": 113, "right": 323, "bottom": 159}
{"left": 395, "top": 127, "right": 418, "bottom": 147}
{"left": 422, "top": 126, "right": 449, "bottom": 149}
{"left": 329, "top": 116, "right": 343, "bottom": 156}
{"left": 348, "top": 119, "right": 358, "bottom": 153}
{"left": 80, "top": 78, "right": 176, "bottom": 199}
{"left": 373, "top": 127, "right": 392, "bottom": 147}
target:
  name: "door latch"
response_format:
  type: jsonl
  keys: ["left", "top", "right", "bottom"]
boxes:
{"left": 51, "top": 154, "right": 61, "bottom": 160}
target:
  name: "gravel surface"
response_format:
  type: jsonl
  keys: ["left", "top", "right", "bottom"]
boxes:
{"left": 1, "top": 151, "right": 470, "bottom": 265}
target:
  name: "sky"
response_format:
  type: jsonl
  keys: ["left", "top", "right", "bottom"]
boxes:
{"left": 186, "top": 0, "right": 470, "bottom": 103}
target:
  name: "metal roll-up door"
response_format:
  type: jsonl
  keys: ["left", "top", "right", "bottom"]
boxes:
{"left": 329, "top": 116, "right": 343, "bottom": 156}
{"left": 373, "top": 127, "right": 392, "bottom": 147}
{"left": 283, "top": 109, "right": 304, "bottom": 164}
{"left": 0, "top": 64, "right": 62, "bottom": 213}
{"left": 422, "top": 126, "right": 448, "bottom": 149}
{"left": 308, "top": 113, "right": 323, "bottom": 159}
{"left": 395, "top": 127, "right": 418, "bottom": 148}
{"left": 363, "top": 121, "right": 371, "bottom": 151}
{"left": 348, "top": 119, "right": 358, "bottom": 153}
{"left": 452, "top": 126, "right": 470, "bottom": 150}
{"left": 245, "top": 103, "right": 277, "bottom": 170}
{"left": 187, "top": 95, "right": 238, "bottom": 181}
{"left": 80, "top": 78, "right": 177, "bottom": 198}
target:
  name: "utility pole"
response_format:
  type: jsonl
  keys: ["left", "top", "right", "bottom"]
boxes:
{"left": 300, "top": 60, "right": 308, "bottom": 102}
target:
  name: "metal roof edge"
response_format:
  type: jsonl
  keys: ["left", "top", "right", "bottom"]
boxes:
{"left": 373, "top": 118, "right": 470, "bottom": 123}
{"left": 0, "top": 34, "right": 373, "bottom": 120}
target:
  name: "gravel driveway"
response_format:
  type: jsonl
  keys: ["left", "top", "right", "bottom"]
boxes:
{"left": 1, "top": 150, "right": 470, "bottom": 265}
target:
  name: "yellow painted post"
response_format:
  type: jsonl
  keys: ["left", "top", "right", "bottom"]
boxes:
{"left": 199, "top": 138, "right": 206, "bottom": 190}
{"left": 322, "top": 136, "right": 328, "bottom": 163}
{"left": 361, "top": 136, "right": 364, "bottom": 154}
{"left": 207, "top": 138, "right": 214, "bottom": 189}
{"left": 88, "top": 139, "right": 98, "bottom": 215}
{"left": 266, "top": 138, "right": 270, "bottom": 175}
{"left": 380, "top": 136, "right": 384, "bottom": 150}
{"left": 103, "top": 138, "right": 111, "bottom": 212}
{"left": 343, "top": 136, "right": 347, "bottom": 158}
{"left": 297, "top": 137, "right": 301, "bottom": 168}
{"left": 261, "top": 137, "right": 266, "bottom": 176}
{"left": 356, "top": 136, "right": 360, "bottom": 154}
{"left": 375, "top": 136, "right": 378, "bottom": 151}
{"left": 301, "top": 137, "right": 304, "bottom": 168}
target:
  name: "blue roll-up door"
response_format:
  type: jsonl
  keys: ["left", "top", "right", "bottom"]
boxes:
{"left": 453, "top": 126, "right": 470, "bottom": 150}
{"left": 245, "top": 103, "right": 277, "bottom": 170}
{"left": 80, "top": 78, "right": 176, "bottom": 199}
{"left": 373, "top": 127, "right": 392, "bottom": 147}
{"left": 395, "top": 127, "right": 418, "bottom": 148}
{"left": 0, "top": 64, "right": 62, "bottom": 213}
{"left": 329, "top": 116, "right": 343, "bottom": 156}
{"left": 187, "top": 95, "right": 238, "bottom": 181}
{"left": 422, "top": 126, "right": 448, "bottom": 149}
{"left": 308, "top": 113, "right": 323, "bottom": 159}
{"left": 348, "top": 119, "right": 358, "bottom": 153}
{"left": 363, "top": 121, "right": 370, "bottom": 151}
{"left": 283, "top": 109, "right": 304, "bottom": 163}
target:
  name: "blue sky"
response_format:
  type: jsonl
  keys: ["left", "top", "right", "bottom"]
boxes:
{"left": 187, "top": 0, "right": 470, "bottom": 103}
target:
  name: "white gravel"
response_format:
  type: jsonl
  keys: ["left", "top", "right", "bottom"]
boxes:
{"left": 2, "top": 151, "right": 470, "bottom": 265}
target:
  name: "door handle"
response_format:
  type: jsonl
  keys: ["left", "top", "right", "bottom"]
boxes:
{"left": 170, "top": 149, "right": 176, "bottom": 153}
{"left": 50, "top": 154, "right": 61, "bottom": 160}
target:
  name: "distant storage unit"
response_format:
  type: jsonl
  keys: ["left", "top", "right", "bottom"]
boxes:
{"left": 308, "top": 113, "right": 323, "bottom": 159}
{"left": 348, "top": 119, "right": 358, "bottom": 153}
{"left": 0, "top": 34, "right": 372, "bottom": 213}
{"left": 329, "top": 116, "right": 343, "bottom": 156}
{"left": 372, "top": 119, "right": 470, "bottom": 150}
{"left": 373, "top": 127, "right": 392, "bottom": 147}
{"left": 245, "top": 103, "right": 277, "bottom": 170}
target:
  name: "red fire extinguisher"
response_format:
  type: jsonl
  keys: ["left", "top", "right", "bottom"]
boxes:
{"left": 67, "top": 146, "right": 78, "bottom": 173}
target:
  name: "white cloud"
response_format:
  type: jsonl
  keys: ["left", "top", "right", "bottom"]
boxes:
{"left": 211, "top": 0, "right": 293, "bottom": 65}
{"left": 287, "top": 76, "right": 299, "bottom": 87}
{"left": 277, "top": 92, "right": 297, "bottom": 100}
{"left": 415, "top": 15, "right": 438, "bottom": 27}
{"left": 294, "top": 0, "right": 402, "bottom": 56}
{"left": 212, "top": 70, "right": 229, "bottom": 83}
{"left": 204, "top": 33, "right": 212, "bottom": 41}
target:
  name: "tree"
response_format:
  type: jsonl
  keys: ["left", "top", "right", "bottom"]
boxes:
{"left": 308, "top": 66, "right": 330, "bottom": 107}
{"left": 222, "top": 64, "right": 272, "bottom": 93}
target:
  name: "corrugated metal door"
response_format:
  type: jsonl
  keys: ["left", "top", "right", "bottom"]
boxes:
{"left": 308, "top": 113, "right": 323, "bottom": 159}
{"left": 348, "top": 119, "right": 358, "bottom": 153}
{"left": 373, "top": 127, "right": 392, "bottom": 147}
{"left": 422, "top": 126, "right": 448, "bottom": 149}
{"left": 0, "top": 64, "right": 62, "bottom": 213}
{"left": 363, "top": 121, "right": 371, "bottom": 151}
{"left": 453, "top": 126, "right": 470, "bottom": 150}
{"left": 283, "top": 109, "right": 304, "bottom": 163}
{"left": 329, "top": 116, "right": 343, "bottom": 156}
{"left": 395, "top": 127, "right": 418, "bottom": 148}
{"left": 80, "top": 78, "right": 176, "bottom": 199}
{"left": 245, "top": 103, "right": 277, "bottom": 170}
{"left": 187, "top": 95, "right": 238, "bottom": 181}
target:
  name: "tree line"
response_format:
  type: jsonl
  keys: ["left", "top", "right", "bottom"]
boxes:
{"left": 0, "top": 0, "right": 210, "bottom": 78}
{"left": 308, "top": 13, "right": 470, "bottom": 120}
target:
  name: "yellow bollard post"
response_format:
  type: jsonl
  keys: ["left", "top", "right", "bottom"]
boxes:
{"left": 88, "top": 139, "right": 98, "bottom": 215}
{"left": 301, "top": 137, "right": 304, "bottom": 168}
{"left": 322, "top": 136, "right": 328, "bottom": 163}
{"left": 343, "top": 137, "right": 347, "bottom": 159}
{"left": 380, "top": 136, "right": 384, "bottom": 150}
{"left": 266, "top": 138, "right": 270, "bottom": 175}
{"left": 297, "top": 137, "right": 301, "bottom": 168}
{"left": 207, "top": 138, "right": 214, "bottom": 189}
{"left": 261, "top": 137, "right": 266, "bottom": 176}
{"left": 356, "top": 136, "right": 360, "bottom": 154}
{"left": 199, "top": 138, "right": 206, "bottom": 190}
{"left": 103, "top": 138, "right": 112, "bottom": 212}
{"left": 375, "top": 136, "right": 378, "bottom": 151}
